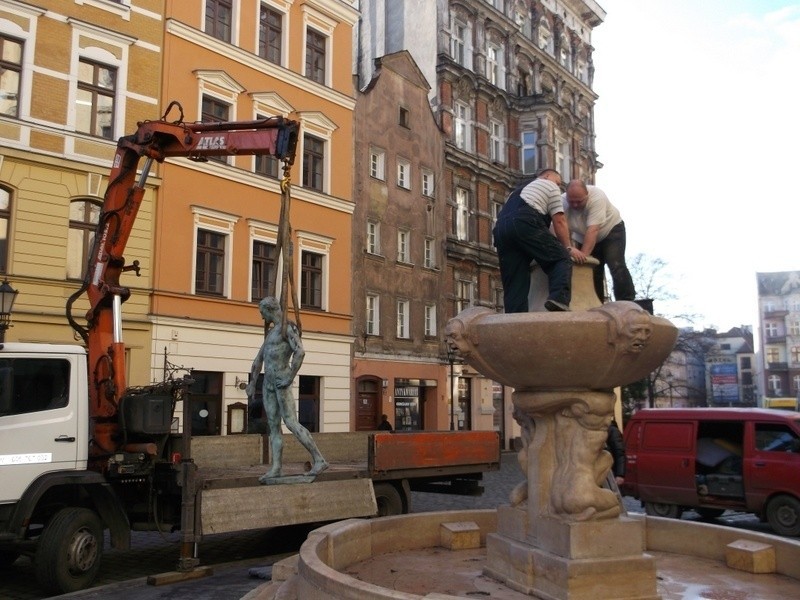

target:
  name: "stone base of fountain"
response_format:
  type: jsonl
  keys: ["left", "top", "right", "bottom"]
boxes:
{"left": 485, "top": 506, "right": 658, "bottom": 599}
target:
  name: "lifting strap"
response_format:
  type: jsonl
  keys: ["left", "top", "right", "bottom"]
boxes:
{"left": 270, "top": 159, "right": 302, "bottom": 338}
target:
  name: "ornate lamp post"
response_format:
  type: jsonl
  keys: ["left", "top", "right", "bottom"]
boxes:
{"left": 0, "top": 278, "right": 19, "bottom": 343}
{"left": 446, "top": 343, "right": 456, "bottom": 431}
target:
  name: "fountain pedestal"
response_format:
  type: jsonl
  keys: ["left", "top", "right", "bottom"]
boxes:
{"left": 484, "top": 391, "right": 659, "bottom": 599}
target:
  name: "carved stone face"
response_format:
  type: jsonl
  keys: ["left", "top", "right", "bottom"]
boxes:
{"left": 623, "top": 312, "right": 652, "bottom": 354}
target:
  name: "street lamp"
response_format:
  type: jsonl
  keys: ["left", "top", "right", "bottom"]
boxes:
{"left": 0, "top": 278, "right": 18, "bottom": 343}
{"left": 446, "top": 343, "right": 456, "bottom": 431}
{"left": 666, "top": 371, "right": 674, "bottom": 408}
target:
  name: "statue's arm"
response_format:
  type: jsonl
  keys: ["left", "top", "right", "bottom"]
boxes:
{"left": 278, "top": 324, "right": 305, "bottom": 388}
{"left": 245, "top": 345, "right": 265, "bottom": 398}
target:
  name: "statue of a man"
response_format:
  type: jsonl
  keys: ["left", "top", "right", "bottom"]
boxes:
{"left": 246, "top": 297, "right": 328, "bottom": 482}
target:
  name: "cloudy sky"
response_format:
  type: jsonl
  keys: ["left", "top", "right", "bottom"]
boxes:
{"left": 591, "top": 1, "right": 800, "bottom": 332}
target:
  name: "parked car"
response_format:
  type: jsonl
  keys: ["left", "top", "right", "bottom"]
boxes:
{"left": 621, "top": 408, "right": 800, "bottom": 536}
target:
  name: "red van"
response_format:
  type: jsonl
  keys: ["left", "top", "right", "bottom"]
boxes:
{"left": 621, "top": 408, "right": 800, "bottom": 536}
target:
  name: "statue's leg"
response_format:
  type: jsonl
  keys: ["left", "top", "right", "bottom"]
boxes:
{"left": 279, "top": 390, "right": 329, "bottom": 475}
{"left": 262, "top": 392, "right": 283, "bottom": 480}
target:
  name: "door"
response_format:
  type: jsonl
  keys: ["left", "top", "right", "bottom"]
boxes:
{"left": 636, "top": 420, "right": 698, "bottom": 505}
{"left": 298, "top": 375, "right": 320, "bottom": 432}
{"left": 746, "top": 420, "right": 800, "bottom": 509}
{"left": 355, "top": 377, "right": 379, "bottom": 430}
{"left": 0, "top": 357, "right": 78, "bottom": 503}
{"left": 188, "top": 371, "right": 222, "bottom": 435}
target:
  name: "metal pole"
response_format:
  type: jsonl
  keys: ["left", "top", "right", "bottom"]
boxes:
{"left": 449, "top": 350, "right": 455, "bottom": 431}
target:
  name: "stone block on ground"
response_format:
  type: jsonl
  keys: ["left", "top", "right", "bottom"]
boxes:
{"left": 440, "top": 521, "right": 481, "bottom": 550}
{"left": 725, "top": 539, "right": 776, "bottom": 574}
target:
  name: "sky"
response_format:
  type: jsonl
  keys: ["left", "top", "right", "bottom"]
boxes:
{"left": 591, "top": 1, "right": 800, "bottom": 332}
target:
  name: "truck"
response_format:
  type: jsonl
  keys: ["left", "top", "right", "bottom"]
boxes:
{"left": 621, "top": 407, "right": 800, "bottom": 536}
{"left": 0, "top": 105, "right": 501, "bottom": 595}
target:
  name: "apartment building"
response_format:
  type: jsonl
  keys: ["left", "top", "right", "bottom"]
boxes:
{"left": 758, "top": 271, "right": 800, "bottom": 403}
{"left": 0, "top": 0, "right": 163, "bottom": 385}
{"left": 157, "top": 0, "right": 358, "bottom": 435}
{"left": 351, "top": 51, "right": 447, "bottom": 431}
{"left": 356, "top": 0, "right": 605, "bottom": 446}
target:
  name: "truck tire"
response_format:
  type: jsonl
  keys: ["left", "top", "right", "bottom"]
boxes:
{"left": 644, "top": 502, "right": 682, "bottom": 519}
{"left": 766, "top": 494, "right": 800, "bottom": 536}
{"left": 35, "top": 507, "right": 103, "bottom": 594}
{"left": 373, "top": 483, "right": 404, "bottom": 516}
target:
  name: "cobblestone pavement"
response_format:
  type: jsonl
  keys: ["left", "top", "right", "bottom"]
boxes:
{"left": 0, "top": 451, "right": 768, "bottom": 600}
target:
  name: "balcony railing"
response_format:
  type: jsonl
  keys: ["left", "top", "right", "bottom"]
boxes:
{"left": 767, "top": 362, "right": 789, "bottom": 371}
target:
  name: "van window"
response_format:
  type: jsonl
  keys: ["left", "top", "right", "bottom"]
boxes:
{"left": 641, "top": 422, "right": 693, "bottom": 451}
{"left": 755, "top": 423, "right": 800, "bottom": 453}
{"left": 0, "top": 358, "right": 70, "bottom": 416}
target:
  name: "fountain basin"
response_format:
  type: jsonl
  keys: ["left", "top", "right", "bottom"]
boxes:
{"left": 445, "top": 302, "right": 677, "bottom": 391}
{"left": 253, "top": 510, "right": 800, "bottom": 599}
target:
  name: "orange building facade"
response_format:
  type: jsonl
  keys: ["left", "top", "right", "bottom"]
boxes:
{"left": 155, "top": 1, "right": 358, "bottom": 435}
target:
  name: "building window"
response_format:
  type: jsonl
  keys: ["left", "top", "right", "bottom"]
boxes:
{"left": 486, "top": 43, "right": 504, "bottom": 89}
{"left": 766, "top": 347, "right": 780, "bottom": 363}
{"left": 67, "top": 199, "right": 101, "bottom": 280}
{"left": 454, "top": 187, "right": 470, "bottom": 241}
{"left": 421, "top": 169, "right": 434, "bottom": 197}
{"left": 77, "top": 59, "right": 116, "bottom": 139}
{"left": 538, "top": 19, "right": 553, "bottom": 55}
{"left": 0, "top": 35, "right": 22, "bottom": 118}
{"left": 794, "top": 375, "right": 800, "bottom": 392}
{"left": 397, "top": 229, "right": 410, "bottom": 264}
{"left": 202, "top": 96, "right": 231, "bottom": 164}
{"left": 254, "top": 113, "right": 280, "bottom": 177}
{"left": 792, "top": 347, "right": 800, "bottom": 364}
{"left": 0, "top": 187, "right": 9, "bottom": 273}
{"left": 258, "top": 4, "right": 282, "bottom": 65}
{"left": 396, "top": 299, "right": 410, "bottom": 339}
{"left": 556, "top": 134, "right": 571, "bottom": 181}
{"left": 768, "top": 375, "right": 782, "bottom": 395}
{"left": 790, "top": 321, "right": 800, "bottom": 336}
{"left": 454, "top": 102, "right": 471, "bottom": 151}
{"left": 424, "top": 304, "right": 436, "bottom": 337}
{"left": 559, "top": 35, "right": 572, "bottom": 70}
{"left": 366, "top": 294, "right": 379, "bottom": 335}
{"left": 366, "top": 220, "right": 380, "bottom": 254}
{"left": 521, "top": 130, "right": 538, "bottom": 175}
{"left": 369, "top": 148, "right": 385, "bottom": 180}
{"left": 196, "top": 229, "right": 226, "bottom": 295}
{"left": 399, "top": 106, "right": 410, "bottom": 128}
{"left": 490, "top": 119, "right": 505, "bottom": 163}
{"left": 397, "top": 158, "right": 411, "bottom": 189}
{"left": 302, "top": 134, "right": 325, "bottom": 192}
{"left": 206, "top": 0, "right": 233, "bottom": 42}
{"left": 251, "top": 240, "right": 276, "bottom": 301}
{"left": 491, "top": 200, "right": 502, "bottom": 230}
{"left": 451, "top": 19, "right": 467, "bottom": 66}
{"left": 456, "top": 279, "right": 473, "bottom": 312}
{"left": 305, "top": 28, "right": 326, "bottom": 85}
{"left": 765, "top": 322, "right": 778, "bottom": 338}
{"left": 424, "top": 238, "right": 435, "bottom": 269}
{"left": 301, "top": 250, "right": 323, "bottom": 309}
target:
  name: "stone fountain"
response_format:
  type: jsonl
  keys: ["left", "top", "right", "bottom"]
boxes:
{"left": 446, "top": 302, "right": 677, "bottom": 599}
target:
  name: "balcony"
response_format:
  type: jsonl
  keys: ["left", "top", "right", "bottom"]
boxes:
{"left": 767, "top": 362, "right": 789, "bottom": 372}
{"left": 764, "top": 309, "right": 789, "bottom": 318}
{"left": 765, "top": 334, "right": 787, "bottom": 344}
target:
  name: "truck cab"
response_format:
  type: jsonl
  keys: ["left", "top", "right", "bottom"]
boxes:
{"left": 622, "top": 408, "right": 800, "bottom": 536}
{"left": 0, "top": 344, "right": 88, "bottom": 503}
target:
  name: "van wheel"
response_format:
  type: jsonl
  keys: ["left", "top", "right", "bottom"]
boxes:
{"left": 35, "top": 507, "right": 103, "bottom": 594}
{"left": 644, "top": 502, "right": 681, "bottom": 519}
{"left": 694, "top": 507, "right": 725, "bottom": 519}
{"left": 766, "top": 495, "right": 800, "bottom": 536}
{"left": 373, "top": 483, "right": 404, "bottom": 516}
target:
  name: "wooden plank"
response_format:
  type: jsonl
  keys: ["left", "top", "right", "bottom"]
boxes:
{"left": 371, "top": 431, "right": 500, "bottom": 473}
{"left": 199, "top": 479, "right": 376, "bottom": 535}
{"left": 273, "top": 432, "right": 371, "bottom": 463}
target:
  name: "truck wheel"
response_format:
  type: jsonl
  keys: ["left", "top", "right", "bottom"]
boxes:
{"left": 766, "top": 494, "right": 800, "bottom": 536}
{"left": 644, "top": 502, "right": 681, "bottom": 519}
{"left": 35, "top": 507, "right": 103, "bottom": 594}
{"left": 373, "top": 483, "right": 404, "bottom": 516}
